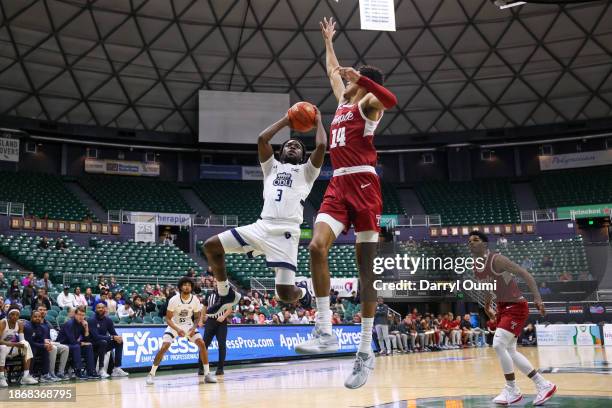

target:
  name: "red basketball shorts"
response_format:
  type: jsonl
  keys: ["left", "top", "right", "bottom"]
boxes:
{"left": 496, "top": 301, "right": 529, "bottom": 337}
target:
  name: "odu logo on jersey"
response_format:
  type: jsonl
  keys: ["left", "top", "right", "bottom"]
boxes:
{"left": 273, "top": 172, "right": 293, "bottom": 187}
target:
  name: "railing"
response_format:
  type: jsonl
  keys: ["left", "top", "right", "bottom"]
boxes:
{"left": 249, "top": 277, "right": 276, "bottom": 294}
{"left": 193, "top": 214, "right": 238, "bottom": 227}
{"left": 62, "top": 273, "right": 182, "bottom": 288}
{"left": 396, "top": 214, "right": 442, "bottom": 227}
{"left": 0, "top": 201, "right": 25, "bottom": 217}
{"left": 520, "top": 209, "right": 571, "bottom": 223}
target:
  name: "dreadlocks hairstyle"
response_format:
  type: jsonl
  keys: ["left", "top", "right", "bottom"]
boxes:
{"left": 177, "top": 276, "right": 195, "bottom": 291}
{"left": 469, "top": 230, "right": 489, "bottom": 243}
{"left": 358, "top": 65, "right": 385, "bottom": 85}
{"left": 279, "top": 138, "right": 307, "bottom": 164}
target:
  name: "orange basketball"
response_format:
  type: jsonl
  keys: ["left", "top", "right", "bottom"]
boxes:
{"left": 287, "top": 101, "right": 316, "bottom": 132}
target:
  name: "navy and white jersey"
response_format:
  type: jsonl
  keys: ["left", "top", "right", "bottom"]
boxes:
{"left": 260, "top": 156, "right": 320, "bottom": 225}
{"left": 166, "top": 294, "right": 201, "bottom": 328}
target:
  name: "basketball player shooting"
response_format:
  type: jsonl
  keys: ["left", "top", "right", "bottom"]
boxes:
{"left": 468, "top": 231, "right": 557, "bottom": 406}
{"left": 146, "top": 277, "right": 216, "bottom": 385}
{"left": 203, "top": 108, "right": 326, "bottom": 317}
{"left": 294, "top": 17, "right": 398, "bottom": 390}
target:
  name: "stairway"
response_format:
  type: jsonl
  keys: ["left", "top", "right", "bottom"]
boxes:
{"left": 397, "top": 187, "right": 425, "bottom": 215}
{"left": 512, "top": 182, "right": 539, "bottom": 211}
{"left": 64, "top": 181, "right": 108, "bottom": 222}
{"left": 179, "top": 188, "right": 211, "bottom": 217}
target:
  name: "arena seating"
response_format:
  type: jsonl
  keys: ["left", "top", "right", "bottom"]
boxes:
{"left": 0, "top": 172, "right": 94, "bottom": 221}
{"left": 533, "top": 165, "right": 612, "bottom": 208}
{"left": 193, "top": 180, "right": 262, "bottom": 225}
{"left": 415, "top": 179, "right": 520, "bottom": 225}
{"left": 78, "top": 175, "right": 192, "bottom": 213}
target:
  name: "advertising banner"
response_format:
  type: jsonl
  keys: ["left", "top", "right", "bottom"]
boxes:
{"left": 535, "top": 324, "right": 602, "bottom": 346}
{"left": 603, "top": 324, "right": 612, "bottom": 346}
{"left": 557, "top": 203, "right": 612, "bottom": 220}
{"left": 85, "top": 158, "right": 160, "bottom": 177}
{"left": 241, "top": 166, "right": 264, "bottom": 180}
{"left": 0, "top": 137, "right": 19, "bottom": 162}
{"left": 156, "top": 213, "right": 192, "bottom": 226}
{"left": 539, "top": 150, "right": 612, "bottom": 171}
{"left": 134, "top": 222, "right": 156, "bottom": 242}
{"left": 296, "top": 277, "right": 358, "bottom": 298}
{"left": 200, "top": 165, "right": 242, "bottom": 180}
{"left": 116, "top": 324, "right": 363, "bottom": 369}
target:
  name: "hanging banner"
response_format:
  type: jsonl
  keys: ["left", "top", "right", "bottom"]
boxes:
{"left": 0, "top": 137, "right": 19, "bottom": 162}
{"left": 134, "top": 222, "right": 156, "bottom": 242}
{"left": 360, "top": 0, "right": 396, "bottom": 31}
{"left": 539, "top": 150, "right": 612, "bottom": 171}
{"left": 85, "top": 158, "right": 160, "bottom": 177}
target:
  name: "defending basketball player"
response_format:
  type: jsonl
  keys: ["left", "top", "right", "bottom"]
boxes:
{"left": 468, "top": 231, "right": 557, "bottom": 406}
{"left": 146, "top": 277, "right": 216, "bottom": 385}
{"left": 203, "top": 107, "right": 326, "bottom": 317}
{"left": 294, "top": 17, "right": 398, "bottom": 390}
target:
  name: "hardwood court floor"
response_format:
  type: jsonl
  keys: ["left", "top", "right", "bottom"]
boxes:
{"left": 5, "top": 346, "right": 612, "bottom": 408}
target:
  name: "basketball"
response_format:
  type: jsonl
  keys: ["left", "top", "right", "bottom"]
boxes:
{"left": 287, "top": 101, "right": 317, "bottom": 132}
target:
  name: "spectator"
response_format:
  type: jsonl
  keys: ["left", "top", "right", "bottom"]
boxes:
{"left": 144, "top": 296, "right": 156, "bottom": 314}
{"left": 449, "top": 315, "right": 462, "bottom": 347}
{"left": 57, "top": 306, "right": 99, "bottom": 380}
{"left": 406, "top": 236, "right": 417, "bottom": 249}
{"left": 38, "top": 237, "right": 50, "bottom": 249}
{"left": 486, "top": 318, "right": 497, "bottom": 346}
{"left": 21, "top": 272, "right": 35, "bottom": 287}
{"left": 97, "top": 275, "right": 108, "bottom": 293}
{"left": 34, "top": 305, "right": 69, "bottom": 378}
{"left": 460, "top": 314, "right": 475, "bottom": 346}
{"left": 106, "top": 293, "right": 118, "bottom": 314}
{"left": 0, "top": 272, "right": 6, "bottom": 289}
{"left": 414, "top": 317, "right": 427, "bottom": 351}
{"left": 6, "top": 291, "right": 23, "bottom": 309}
{"left": 331, "top": 312, "right": 342, "bottom": 325}
{"left": 496, "top": 234, "right": 508, "bottom": 250}
{"left": 117, "top": 301, "right": 135, "bottom": 320}
{"left": 269, "top": 314, "right": 281, "bottom": 325}
{"left": 389, "top": 315, "right": 405, "bottom": 353}
{"left": 348, "top": 291, "right": 358, "bottom": 305}
{"left": 35, "top": 272, "right": 53, "bottom": 290}
{"left": 9, "top": 279, "right": 20, "bottom": 295}
{"left": 521, "top": 323, "right": 537, "bottom": 346}
{"left": 0, "top": 306, "right": 39, "bottom": 386}
{"left": 398, "top": 315, "right": 413, "bottom": 352}
{"left": 24, "top": 310, "right": 63, "bottom": 382}
{"left": 439, "top": 313, "right": 452, "bottom": 349}
{"left": 332, "top": 298, "right": 345, "bottom": 316}
{"left": 329, "top": 289, "right": 338, "bottom": 306}
{"left": 291, "top": 309, "right": 310, "bottom": 324}
{"left": 73, "top": 287, "right": 87, "bottom": 307}
{"left": 162, "top": 235, "right": 173, "bottom": 245}
{"left": 244, "top": 311, "right": 257, "bottom": 324}
{"left": 31, "top": 288, "right": 52, "bottom": 311}
{"left": 132, "top": 296, "right": 146, "bottom": 319}
{"left": 21, "top": 281, "right": 36, "bottom": 307}
{"left": 57, "top": 286, "right": 77, "bottom": 309}
{"left": 539, "top": 281, "right": 552, "bottom": 296}
{"left": 93, "top": 290, "right": 109, "bottom": 309}
{"left": 108, "top": 276, "right": 120, "bottom": 292}
{"left": 88, "top": 302, "right": 129, "bottom": 378}
{"left": 84, "top": 288, "right": 95, "bottom": 308}
{"left": 152, "top": 284, "right": 162, "bottom": 298}
{"left": 55, "top": 238, "right": 67, "bottom": 251}
{"left": 542, "top": 255, "right": 554, "bottom": 268}
{"left": 578, "top": 271, "right": 594, "bottom": 281}
{"left": 521, "top": 256, "right": 534, "bottom": 271}
{"left": 374, "top": 297, "right": 391, "bottom": 355}
{"left": 114, "top": 292, "right": 125, "bottom": 306}
{"left": 559, "top": 271, "right": 572, "bottom": 282}
{"left": 0, "top": 303, "right": 8, "bottom": 320}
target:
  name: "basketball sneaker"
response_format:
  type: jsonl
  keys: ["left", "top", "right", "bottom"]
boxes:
{"left": 206, "top": 287, "right": 241, "bottom": 318}
{"left": 533, "top": 382, "right": 557, "bottom": 406}
{"left": 294, "top": 328, "right": 339, "bottom": 354}
{"left": 20, "top": 374, "right": 39, "bottom": 385}
{"left": 344, "top": 352, "right": 375, "bottom": 389}
{"left": 296, "top": 280, "right": 312, "bottom": 308}
{"left": 492, "top": 385, "right": 523, "bottom": 405}
{"left": 146, "top": 374, "right": 155, "bottom": 385}
{"left": 204, "top": 373, "right": 217, "bottom": 383}
{"left": 0, "top": 376, "right": 7, "bottom": 387}
{"left": 111, "top": 367, "right": 129, "bottom": 377}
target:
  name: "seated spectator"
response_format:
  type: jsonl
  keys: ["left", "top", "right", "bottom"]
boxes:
{"left": 57, "top": 286, "right": 76, "bottom": 309}
{"left": 243, "top": 312, "right": 257, "bottom": 324}
{"left": 117, "top": 301, "right": 135, "bottom": 320}
{"left": 496, "top": 234, "right": 508, "bottom": 250}
{"left": 143, "top": 284, "right": 154, "bottom": 297}
{"left": 332, "top": 298, "right": 345, "bottom": 316}
{"left": 422, "top": 319, "right": 435, "bottom": 350}
{"left": 352, "top": 312, "right": 362, "bottom": 324}
{"left": 542, "top": 255, "right": 554, "bottom": 268}
{"left": 450, "top": 315, "right": 462, "bottom": 347}
{"left": 485, "top": 318, "right": 497, "bottom": 346}
{"left": 578, "top": 271, "right": 594, "bottom": 281}
{"left": 559, "top": 271, "right": 572, "bottom": 282}
{"left": 38, "top": 237, "right": 50, "bottom": 249}
{"left": 57, "top": 306, "right": 99, "bottom": 380}
{"left": 97, "top": 275, "right": 108, "bottom": 293}
{"left": 0, "top": 306, "right": 39, "bottom": 386}
{"left": 106, "top": 293, "right": 118, "bottom": 314}
{"left": 24, "top": 309, "right": 67, "bottom": 382}
{"left": 460, "top": 314, "right": 475, "bottom": 346}
{"left": 6, "top": 291, "right": 23, "bottom": 309}
{"left": 73, "top": 287, "right": 87, "bottom": 307}
{"left": 414, "top": 318, "right": 427, "bottom": 351}
{"left": 55, "top": 238, "right": 68, "bottom": 251}
{"left": 132, "top": 296, "right": 146, "bottom": 319}
{"left": 291, "top": 309, "right": 310, "bottom": 324}
{"left": 329, "top": 290, "right": 338, "bottom": 305}
{"left": 152, "top": 284, "right": 162, "bottom": 298}
{"left": 521, "top": 256, "right": 534, "bottom": 271}
{"left": 8, "top": 279, "right": 20, "bottom": 295}
{"left": 268, "top": 314, "right": 281, "bottom": 325}
{"left": 21, "top": 281, "right": 36, "bottom": 307}
{"left": 108, "top": 276, "right": 120, "bottom": 292}
{"left": 348, "top": 291, "right": 358, "bottom": 305}
{"left": 93, "top": 290, "right": 109, "bottom": 309}
{"left": 84, "top": 287, "right": 96, "bottom": 308}
{"left": 114, "top": 292, "right": 125, "bottom": 306}
{"left": 31, "top": 287, "right": 52, "bottom": 311}
{"left": 21, "top": 272, "right": 35, "bottom": 288}
{"left": 389, "top": 315, "right": 405, "bottom": 353}
{"left": 144, "top": 296, "right": 156, "bottom": 314}
{"left": 34, "top": 305, "right": 69, "bottom": 377}
{"left": 539, "top": 281, "right": 552, "bottom": 295}
{"left": 521, "top": 323, "right": 537, "bottom": 346}
{"left": 0, "top": 303, "right": 9, "bottom": 320}
{"left": 35, "top": 272, "right": 53, "bottom": 290}
{"left": 88, "top": 303, "right": 129, "bottom": 378}
{"left": 0, "top": 272, "right": 6, "bottom": 289}
{"left": 400, "top": 316, "right": 416, "bottom": 352}
{"left": 406, "top": 236, "right": 417, "bottom": 249}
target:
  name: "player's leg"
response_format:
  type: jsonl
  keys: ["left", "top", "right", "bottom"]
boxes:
{"left": 506, "top": 337, "right": 556, "bottom": 405}
{"left": 147, "top": 332, "right": 173, "bottom": 384}
{"left": 215, "top": 323, "right": 228, "bottom": 375}
{"left": 194, "top": 336, "right": 217, "bottom": 383}
{"left": 0, "top": 345, "right": 8, "bottom": 387}
{"left": 491, "top": 328, "right": 523, "bottom": 404}
{"left": 19, "top": 341, "right": 38, "bottom": 384}
{"left": 270, "top": 231, "right": 310, "bottom": 307}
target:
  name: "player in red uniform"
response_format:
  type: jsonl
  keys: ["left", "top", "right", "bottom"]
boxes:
{"left": 294, "top": 17, "right": 398, "bottom": 390}
{"left": 468, "top": 231, "right": 557, "bottom": 406}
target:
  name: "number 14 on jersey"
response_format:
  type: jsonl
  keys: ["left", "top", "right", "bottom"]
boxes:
{"left": 330, "top": 127, "right": 346, "bottom": 149}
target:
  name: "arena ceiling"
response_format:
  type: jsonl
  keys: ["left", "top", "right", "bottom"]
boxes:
{"left": 0, "top": 0, "right": 611, "bottom": 137}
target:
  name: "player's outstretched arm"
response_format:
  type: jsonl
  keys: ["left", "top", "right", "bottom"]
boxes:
{"left": 336, "top": 67, "right": 398, "bottom": 117}
{"left": 320, "top": 17, "right": 345, "bottom": 103}
{"left": 258, "top": 115, "right": 290, "bottom": 163}
{"left": 309, "top": 107, "right": 327, "bottom": 169}
{"left": 494, "top": 255, "right": 545, "bottom": 316}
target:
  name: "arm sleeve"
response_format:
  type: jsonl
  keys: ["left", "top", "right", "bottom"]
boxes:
{"left": 303, "top": 159, "right": 321, "bottom": 184}
{"left": 260, "top": 155, "right": 276, "bottom": 177}
{"left": 357, "top": 76, "right": 398, "bottom": 109}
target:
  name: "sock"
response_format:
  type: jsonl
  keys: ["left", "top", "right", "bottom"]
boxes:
{"left": 218, "top": 280, "right": 230, "bottom": 296}
{"left": 203, "top": 363, "right": 210, "bottom": 375}
{"left": 0, "top": 372, "right": 5, "bottom": 378}
{"left": 23, "top": 370, "right": 30, "bottom": 377}
{"left": 299, "top": 287, "right": 307, "bottom": 299}
{"left": 530, "top": 372, "right": 547, "bottom": 387}
{"left": 506, "top": 379, "right": 517, "bottom": 389}
{"left": 150, "top": 365, "right": 158, "bottom": 376}
{"left": 315, "top": 296, "right": 332, "bottom": 335}
{"left": 358, "top": 318, "right": 374, "bottom": 354}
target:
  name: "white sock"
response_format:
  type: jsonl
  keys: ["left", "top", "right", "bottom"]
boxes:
{"left": 0, "top": 372, "right": 5, "bottom": 378}
{"left": 218, "top": 280, "right": 230, "bottom": 296}
{"left": 358, "top": 318, "right": 374, "bottom": 354}
{"left": 24, "top": 370, "right": 30, "bottom": 377}
{"left": 506, "top": 379, "right": 517, "bottom": 389}
{"left": 299, "top": 287, "right": 307, "bottom": 299}
{"left": 315, "top": 296, "right": 332, "bottom": 335}
{"left": 203, "top": 363, "right": 210, "bottom": 375}
{"left": 150, "top": 365, "right": 158, "bottom": 376}
{"left": 531, "top": 372, "right": 547, "bottom": 387}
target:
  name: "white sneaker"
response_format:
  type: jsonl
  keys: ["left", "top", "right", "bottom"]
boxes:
{"left": 0, "top": 377, "right": 7, "bottom": 387}
{"left": 534, "top": 382, "right": 557, "bottom": 406}
{"left": 204, "top": 373, "right": 217, "bottom": 383}
{"left": 295, "top": 328, "right": 339, "bottom": 354}
{"left": 493, "top": 385, "right": 523, "bottom": 405}
{"left": 146, "top": 374, "right": 154, "bottom": 385}
{"left": 344, "top": 352, "right": 375, "bottom": 389}
{"left": 98, "top": 369, "right": 110, "bottom": 379}
{"left": 20, "top": 375, "right": 39, "bottom": 385}
{"left": 111, "top": 367, "right": 129, "bottom": 377}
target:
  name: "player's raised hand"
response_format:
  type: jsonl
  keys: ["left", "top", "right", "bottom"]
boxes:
{"left": 313, "top": 106, "right": 322, "bottom": 123}
{"left": 320, "top": 17, "right": 336, "bottom": 42}
{"left": 336, "top": 66, "right": 361, "bottom": 83}
{"left": 535, "top": 299, "right": 546, "bottom": 317}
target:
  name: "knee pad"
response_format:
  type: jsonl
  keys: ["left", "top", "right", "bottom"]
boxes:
{"left": 492, "top": 328, "right": 514, "bottom": 352}
{"left": 275, "top": 268, "right": 295, "bottom": 286}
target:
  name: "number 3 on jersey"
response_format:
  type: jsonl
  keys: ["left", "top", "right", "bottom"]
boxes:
{"left": 330, "top": 127, "right": 346, "bottom": 149}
